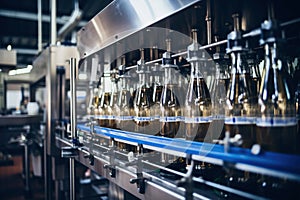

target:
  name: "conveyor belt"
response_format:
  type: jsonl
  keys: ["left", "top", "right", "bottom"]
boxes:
{"left": 77, "top": 124, "right": 300, "bottom": 182}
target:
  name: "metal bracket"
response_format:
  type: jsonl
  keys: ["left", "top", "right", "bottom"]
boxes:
{"left": 130, "top": 173, "right": 147, "bottom": 194}
{"left": 176, "top": 157, "right": 194, "bottom": 200}
{"left": 103, "top": 164, "right": 116, "bottom": 178}
{"left": 84, "top": 153, "right": 94, "bottom": 166}
{"left": 61, "top": 146, "right": 79, "bottom": 158}
{"left": 103, "top": 138, "right": 116, "bottom": 178}
{"left": 128, "top": 144, "right": 147, "bottom": 194}
{"left": 213, "top": 131, "right": 243, "bottom": 153}
{"left": 83, "top": 120, "right": 97, "bottom": 166}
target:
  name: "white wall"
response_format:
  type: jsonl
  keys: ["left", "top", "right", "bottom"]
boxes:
{"left": 6, "top": 90, "right": 22, "bottom": 109}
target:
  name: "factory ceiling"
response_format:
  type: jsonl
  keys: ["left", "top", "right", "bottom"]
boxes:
{"left": 1, "top": 0, "right": 300, "bottom": 71}
{"left": 0, "top": 0, "right": 113, "bottom": 69}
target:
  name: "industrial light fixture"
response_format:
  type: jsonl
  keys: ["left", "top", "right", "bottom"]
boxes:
{"left": 78, "top": 73, "right": 87, "bottom": 80}
{"left": 8, "top": 64, "right": 33, "bottom": 76}
{"left": 6, "top": 45, "right": 12, "bottom": 51}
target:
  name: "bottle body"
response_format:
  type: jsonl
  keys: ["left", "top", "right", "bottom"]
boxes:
{"left": 118, "top": 89, "right": 135, "bottom": 132}
{"left": 160, "top": 85, "right": 181, "bottom": 138}
{"left": 133, "top": 84, "right": 153, "bottom": 134}
{"left": 152, "top": 82, "right": 163, "bottom": 136}
{"left": 225, "top": 53, "right": 257, "bottom": 148}
{"left": 185, "top": 78, "right": 212, "bottom": 142}
{"left": 98, "top": 92, "right": 117, "bottom": 128}
{"left": 211, "top": 63, "right": 229, "bottom": 141}
{"left": 257, "top": 43, "right": 298, "bottom": 154}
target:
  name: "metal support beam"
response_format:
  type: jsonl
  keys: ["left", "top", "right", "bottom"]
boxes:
{"left": 69, "top": 57, "right": 77, "bottom": 200}
{"left": 37, "top": 0, "right": 42, "bottom": 52}
{"left": 15, "top": 48, "right": 39, "bottom": 55}
{"left": 57, "top": 0, "right": 82, "bottom": 41}
{"left": 0, "top": 9, "right": 87, "bottom": 26}
{"left": 50, "top": 0, "right": 57, "bottom": 45}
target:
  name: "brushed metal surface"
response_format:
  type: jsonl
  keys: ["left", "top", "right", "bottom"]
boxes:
{"left": 77, "top": 0, "right": 201, "bottom": 59}
{"left": 56, "top": 137, "right": 186, "bottom": 200}
{"left": 30, "top": 46, "right": 79, "bottom": 155}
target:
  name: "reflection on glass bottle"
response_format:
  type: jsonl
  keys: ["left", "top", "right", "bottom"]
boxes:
{"left": 293, "top": 57, "right": 300, "bottom": 87}
{"left": 116, "top": 57, "right": 135, "bottom": 132}
{"left": 256, "top": 20, "right": 298, "bottom": 154}
{"left": 247, "top": 50, "right": 261, "bottom": 97}
{"left": 151, "top": 48, "right": 164, "bottom": 136}
{"left": 184, "top": 30, "right": 212, "bottom": 142}
{"left": 160, "top": 39, "right": 182, "bottom": 139}
{"left": 133, "top": 49, "right": 154, "bottom": 134}
{"left": 109, "top": 70, "right": 118, "bottom": 129}
{"left": 93, "top": 79, "right": 103, "bottom": 126}
{"left": 87, "top": 87, "right": 100, "bottom": 117}
{"left": 211, "top": 52, "right": 230, "bottom": 141}
{"left": 225, "top": 14, "right": 257, "bottom": 149}
{"left": 296, "top": 84, "right": 300, "bottom": 135}
{"left": 98, "top": 75, "right": 117, "bottom": 129}
{"left": 152, "top": 65, "right": 163, "bottom": 121}
{"left": 296, "top": 59, "right": 300, "bottom": 135}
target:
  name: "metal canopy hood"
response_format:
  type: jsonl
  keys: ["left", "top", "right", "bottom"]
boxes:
{"left": 77, "top": 0, "right": 201, "bottom": 59}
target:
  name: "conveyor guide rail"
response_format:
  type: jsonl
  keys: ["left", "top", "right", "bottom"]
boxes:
{"left": 77, "top": 124, "right": 300, "bottom": 182}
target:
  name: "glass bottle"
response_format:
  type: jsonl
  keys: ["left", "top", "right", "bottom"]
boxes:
{"left": 296, "top": 84, "right": 300, "bottom": 135}
{"left": 98, "top": 75, "right": 116, "bottom": 128}
{"left": 210, "top": 52, "right": 230, "bottom": 141}
{"left": 117, "top": 56, "right": 135, "bottom": 132}
{"left": 225, "top": 14, "right": 257, "bottom": 149}
{"left": 256, "top": 20, "right": 298, "bottom": 154}
{"left": 94, "top": 77, "right": 104, "bottom": 126}
{"left": 247, "top": 50, "right": 261, "bottom": 97}
{"left": 160, "top": 39, "right": 182, "bottom": 139}
{"left": 151, "top": 47, "right": 163, "bottom": 136}
{"left": 295, "top": 58, "right": 300, "bottom": 135}
{"left": 293, "top": 57, "right": 300, "bottom": 87}
{"left": 133, "top": 49, "right": 154, "bottom": 135}
{"left": 108, "top": 70, "right": 118, "bottom": 129}
{"left": 87, "top": 87, "right": 100, "bottom": 117}
{"left": 174, "top": 63, "right": 188, "bottom": 139}
{"left": 184, "top": 29, "right": 212, "bottom": 142}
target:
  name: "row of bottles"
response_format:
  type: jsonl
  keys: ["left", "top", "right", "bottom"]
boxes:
{"left": 87, "top": 15, "right": 299, "bottom": 155}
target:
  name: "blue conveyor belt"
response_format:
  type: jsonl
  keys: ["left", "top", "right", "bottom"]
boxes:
{"left": 77, "top": 124, "right": 300, "bottom": 180}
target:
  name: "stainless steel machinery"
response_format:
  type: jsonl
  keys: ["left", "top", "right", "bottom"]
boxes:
{"left": 32, "top": 45, "right": 79, "bottom": 200}
{"left": 56, "top": 0, "right": 300, "bottom": 199}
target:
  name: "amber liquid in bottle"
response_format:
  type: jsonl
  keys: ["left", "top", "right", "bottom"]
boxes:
{"left": 118, "top": 89, "right": 135, "bottom": 132}
{"left": 185, "top": 78, "right": 212, "bottom": 142}
{"left": 98, "top": 92, "right": 117, "bottom": 128}
{"left": 88, "top": 88, "right": 100, "bottom": 117}
{"left": 134, "top": 85, "right": 153, "bottom": 134}
{"left": 152, "top": 82, "right": 163, "bottom": 136}
{"left": 160, "top": 85, "right": 181, "bottom": 138}
{"left": 225, "top": 56, "right": 257, "bottom": 149}
{"left": 257, "top": 42, "right": 298, "bottom": 154}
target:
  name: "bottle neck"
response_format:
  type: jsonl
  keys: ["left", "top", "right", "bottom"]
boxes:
{"left": 139, "top": 73, "right": 149, "bottom": 87}
{"left": 215, "top": 63, "right": 230, "bottom": 80}
{"left": 264, "top": 42, "right": 280, "bottom": 70}
{"left": 110, "top": 80, "right": 118, "bottom": 106}
{"left": 190, "top": 62, "right": 204, "bottom": 79}
{"left": 154, "top": 73, "right": 162, "bottom": 85}
{"left": 230, "top": 51, "right": 249, "bottom": 74}
{"left": 164, "top": 67, "right": 177, "bottom": 85}
{"left": 121, "top": 77, "right": 130, "bottom": 91}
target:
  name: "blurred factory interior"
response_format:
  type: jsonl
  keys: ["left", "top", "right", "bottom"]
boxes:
{"left": 1, "top": 0, "right": 300, "bottom": 199}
